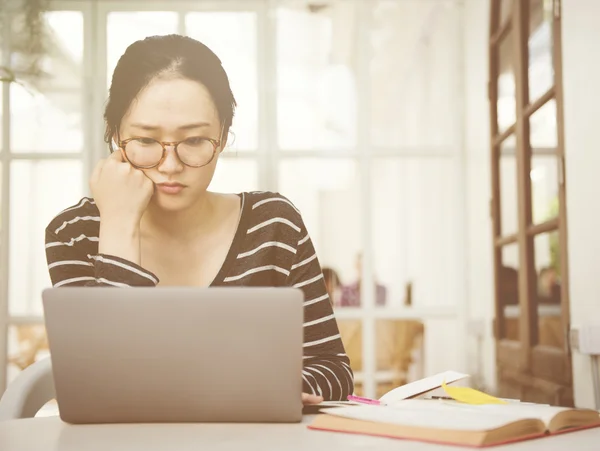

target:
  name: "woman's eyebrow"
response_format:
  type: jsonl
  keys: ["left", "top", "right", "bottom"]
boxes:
{"left": 129, "top": 123, "right": 160, "bottom": 131}
{"left": 128, "top": 122, "right": 212, "bottom": 131}
{"left": 178, "top": 122, "right": 211, "bottom": 130}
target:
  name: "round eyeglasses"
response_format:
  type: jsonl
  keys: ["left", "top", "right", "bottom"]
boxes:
{"left": 117, "top": 136, "right": 221, "bottom": 169}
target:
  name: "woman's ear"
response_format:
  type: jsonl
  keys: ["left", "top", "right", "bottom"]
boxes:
{"left": 108, "top": 129, "right": 122, "bottom": 153}
{"left": 112, "top": 137, "right": 119, "bottom": 151}
{"left": 221, "top": 129, "right": 235, "bottom": 153}
{"left": 105, "top": 126, "right": 117, "bottom": 153}
{"left": 218, "top": 123, "right": 230, "bottom": 153}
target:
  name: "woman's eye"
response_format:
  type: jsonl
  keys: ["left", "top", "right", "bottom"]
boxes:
{"left": 136, "top": 138, "right": 156, "bottom": 145}
{"left": 184, "top": 137, "right": 205, "bottom": 146}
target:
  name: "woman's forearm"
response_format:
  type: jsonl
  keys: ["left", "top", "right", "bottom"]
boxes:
{"left": 98, "top": 219, "right": 142, "bottom": 266}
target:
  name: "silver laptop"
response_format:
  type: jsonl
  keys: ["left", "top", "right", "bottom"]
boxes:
{"left": 42, "top": 287, "right": 304, "bottom": 424}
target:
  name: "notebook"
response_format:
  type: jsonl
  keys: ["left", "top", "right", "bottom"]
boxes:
{"left": 304, "top": 370, "right": 470, "bottom": 414}
{"left": 377, "top": 370, "right": 470, "bottom": 403}
{"left": 308, "top": 399, "right": 600, "bottom": 447}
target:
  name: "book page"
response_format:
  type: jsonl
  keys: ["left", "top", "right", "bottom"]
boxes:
{"left": 403, "top": 400, "right": 586, "bottom": 427}
{"left": 378, "top": 370, "right": 470, "bottom": 404}
{"left": 449, "top": 403, "right": 578, "bottom": 426}
{"left": 324, "top": 402, "right": 533, "bottom": 432}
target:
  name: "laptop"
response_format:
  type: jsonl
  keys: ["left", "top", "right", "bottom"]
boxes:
{"left": 41, "top": 286, "right": 304, "bottom": 424}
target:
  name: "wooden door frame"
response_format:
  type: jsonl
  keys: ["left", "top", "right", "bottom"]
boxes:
{"left": 489, "top": 0, "right": 572, "bottom": 405}
{"left": 489, "top": 0, "right": 525, "bottom": 375}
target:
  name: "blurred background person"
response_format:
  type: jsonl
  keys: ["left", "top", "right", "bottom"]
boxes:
{"left": 340, "top": 253, "right": 387, "bottom": 307}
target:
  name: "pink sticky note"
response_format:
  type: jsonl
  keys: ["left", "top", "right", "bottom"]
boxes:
{"left": 347, "top": 395, "right": 381, "bottom": 405}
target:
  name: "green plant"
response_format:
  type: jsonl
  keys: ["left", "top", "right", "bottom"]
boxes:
{"left": 0, "top": 0, "right": 50, "bottom": 83}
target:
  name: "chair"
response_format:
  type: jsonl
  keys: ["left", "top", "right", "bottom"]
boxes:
{"left": 337, "top": 318, "right": 424, "bottom": 397}
{"left": 0, "top": 356, "right": 56, "bottom": 421}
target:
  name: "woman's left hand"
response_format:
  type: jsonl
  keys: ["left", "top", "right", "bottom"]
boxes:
{"left": 302, "top": 392, "right": 324, "bottom": 405}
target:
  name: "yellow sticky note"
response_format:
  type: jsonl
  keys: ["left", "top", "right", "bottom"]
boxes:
{"left": 441, "top": 380, "right": 508, "bottom": 405}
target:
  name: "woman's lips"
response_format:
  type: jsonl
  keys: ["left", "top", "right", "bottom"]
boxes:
{"left": 156, "top": 183, "right": 185, "bottom": 195}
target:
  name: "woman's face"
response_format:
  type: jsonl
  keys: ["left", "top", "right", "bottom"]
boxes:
{"left": 118, "top": 76, "right": 224, "bottom": 212}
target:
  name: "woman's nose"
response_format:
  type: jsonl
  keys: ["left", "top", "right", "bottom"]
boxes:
{"left": 157, "top": 145, "right": 184, "bottom": 172}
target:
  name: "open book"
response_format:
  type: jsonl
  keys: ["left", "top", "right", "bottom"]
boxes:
{"left": 309, "top": 399, "right": 600, "bottom": 447}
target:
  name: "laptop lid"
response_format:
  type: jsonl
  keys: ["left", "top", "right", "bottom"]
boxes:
{"left": 42, "top": 287, "right": 304, "bottom": 424}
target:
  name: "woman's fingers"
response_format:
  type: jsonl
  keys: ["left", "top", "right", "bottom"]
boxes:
{"left": 302, "top": 392, "right": 324, "bottom": 405}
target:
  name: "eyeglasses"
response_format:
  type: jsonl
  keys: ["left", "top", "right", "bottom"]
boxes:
{"left": 117, "top": 135, "right": 222, "bottom": 169}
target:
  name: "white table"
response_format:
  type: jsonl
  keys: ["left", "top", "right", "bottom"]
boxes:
{"left": 1, "top": 415, "right": 600, "bottom": 450}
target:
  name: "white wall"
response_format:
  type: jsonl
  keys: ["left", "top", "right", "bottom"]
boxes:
{"left": 463, "top": 0, "right": 496, "bottom": 392}
{"left": 561, "top": 0, "right": 600, "bottom": 409}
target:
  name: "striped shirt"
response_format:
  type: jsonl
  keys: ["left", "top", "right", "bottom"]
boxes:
{"left": 45, "top": 191, "right": 354, "bottom": 401}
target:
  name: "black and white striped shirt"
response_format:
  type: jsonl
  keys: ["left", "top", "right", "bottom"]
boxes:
{"left": 44, "top": 191, "right": 354, "bottom": 401}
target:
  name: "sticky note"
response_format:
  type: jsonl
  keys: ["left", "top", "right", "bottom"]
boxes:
{"left": 441, "top": 380, "right": 508, "bottom": 405}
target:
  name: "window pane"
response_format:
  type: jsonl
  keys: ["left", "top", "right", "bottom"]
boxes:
{"left": 276, "top": 1, "right": 357, "bottom": 150}
{"left": 11, "top": 11, "right": 84, "bottom": 153}
{"left": 529, "top": 0, "right": 554, "bottom": 101}
{"left": 531, "top": 154, "right": 558, "bottom": 224}
{"left": 278, "top": 158, "right": 361, "bottom": 305}
{"left": 9, "top": 160, "right": 83, "bottom": 316}
{"left": 534, "top": 231, "right": 562, "bottom": 348}
{"left": 500, "top": 243, "right": 519, "bottom": 341}
{"left": 529, "top": 99, "right": 557, "bottom": 149}
{"left": 498, "top": 0, "right": 513, "bottom": 26}
{"left": 372, "top": 158, "right": 458, "bottom": 309}
{"left": 106, "top": 12, "right": 178, "bottom": 87}
{"left": 43, "top": 11, "right": 84, "bottom": 82}
{"left": 500, "top": 135, "right": 518, "bottom": 236}
{"left": 209, "top": 157, "right": 258, "bottom": 194}
{"left": 370, "top": 1, "right": 461, "bottom": 148}
{"left": 497, "top": 27, "right": 516, "bottom": 133}
{"left": 186, "top": 12, "right": 258, "bottom": 151}
{"left": 501, "top": 0, "right": 513, "bottom": 26}
{"left": 11, "top": 85, "right": 83, "bottom": 153}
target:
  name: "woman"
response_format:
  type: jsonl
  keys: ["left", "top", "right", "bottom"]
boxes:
{"left": 44, "top": 35, "right": 353, "bottom": 405}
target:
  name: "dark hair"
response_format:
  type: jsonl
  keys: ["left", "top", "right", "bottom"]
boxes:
{"left": 104, "top": 34, "right": 236, "bottom": 149}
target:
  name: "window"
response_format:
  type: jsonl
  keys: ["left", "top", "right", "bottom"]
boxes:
{"left": 1, "top": 6, "right": 89, "bottom": 388}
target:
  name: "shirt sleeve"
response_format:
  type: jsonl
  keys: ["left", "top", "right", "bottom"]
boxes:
{"left": 287, "top": 223, "right": 354, "bottom": 401}
{"left": 45, "top": 228, "right": 159, "bottom": 287}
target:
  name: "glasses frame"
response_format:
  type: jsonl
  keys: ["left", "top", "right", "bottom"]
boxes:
{"left": 116, "top": 135, "right": 222, "bottom": 169}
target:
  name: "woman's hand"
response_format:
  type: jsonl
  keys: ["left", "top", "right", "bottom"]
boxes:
{"left": 92, "top": 149, "right": 154, "bottom": 265}
{"left": 90, "top": 149, "right": 154, "bottom": 225}
{"left": 302, "top": 392, "right": 324, "bottom": 405}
